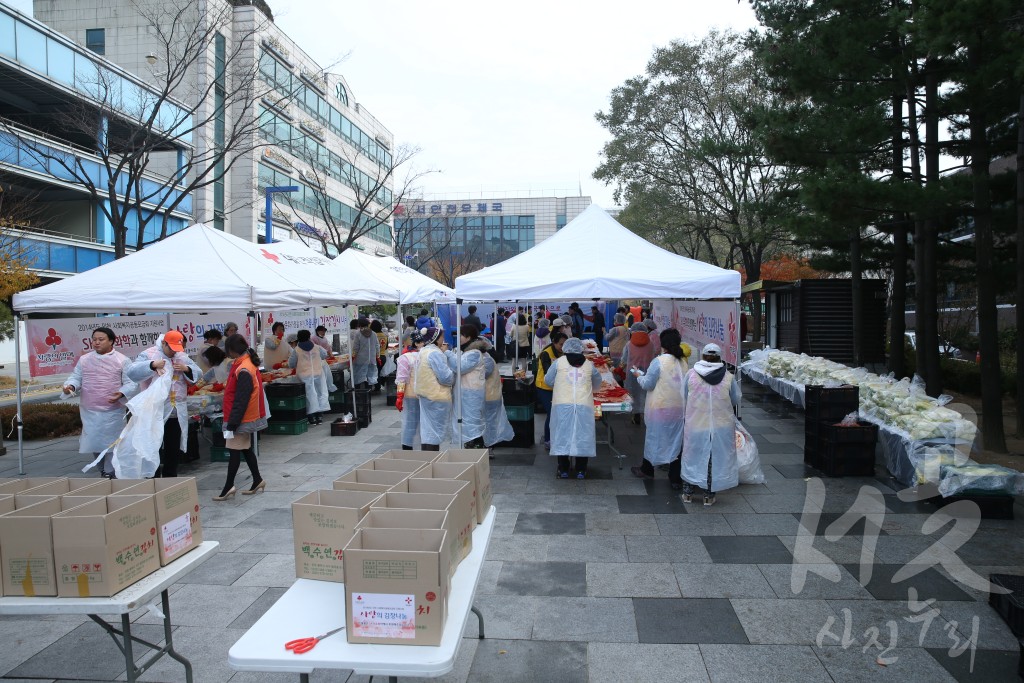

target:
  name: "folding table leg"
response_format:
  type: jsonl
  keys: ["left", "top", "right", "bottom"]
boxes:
{"left": 122, "top": 613, "right": 136, "bottom": 683}
{"left": 159, "top": 589, "right": 194, "bottom": 683}
{"left": 471, "top": 604, "right": 486, "bottom": 639}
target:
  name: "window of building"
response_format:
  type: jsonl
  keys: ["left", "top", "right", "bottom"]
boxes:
{"left": 780, "top": 293, "right": 793, "bottom": 323}
{"left": 85, "top": 28, "right": 105, "bottom": 55}
{"left": 336, "top": 82, "right": 348, "bottom": 106}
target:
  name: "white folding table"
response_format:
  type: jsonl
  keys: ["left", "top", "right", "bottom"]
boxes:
{"left": 597, "top": 401, "right": 632, "bottom": 468}
{"left": 0, "top": 540, "right": 219, "bottom": 683}
{"left": 229, "top": 506, "right": 496, "bottom": 682}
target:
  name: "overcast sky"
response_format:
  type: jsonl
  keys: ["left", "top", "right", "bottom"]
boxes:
{"left": 11, "top": 0, "right": 759, "bottom": 208}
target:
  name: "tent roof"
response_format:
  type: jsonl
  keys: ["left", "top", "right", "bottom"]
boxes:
{"left": 455, "top": 204, "right": 740, "bottom": 301}
{"left": 13, "top": 224, "right": 388, "bottom": 314}
{"left": 329, "top": 250, "right": 455, "bottom": 304}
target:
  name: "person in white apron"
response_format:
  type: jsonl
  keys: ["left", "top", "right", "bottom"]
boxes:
{"left": 412, "top": 326, "right": 455, "bottom": 451}
{"left": 193, "top": 328, "right": 223, "bottom": 373}
{"left": 544, "top": 337, "right": 602, "bottom": 479}
{"left": 352, "top": 318, "right": 378, "bottom": 389}
{"left": 126, "top": 330, "right": 201, "bottom": 478}
{"left": 62, "top": 326, "right": 136, "bottom": 478}
{"left": 630, "top": 328, "right": 690, "bottom": 489}
{"left": 681, "top": 343, "right": 741, "bottom": 506}
{"left": 200, "top": 345, "right": 232, "bottom": 384}
{"left": 287, "top": 329, "right": 330, "bottom": 425}
{"left": 449, "top": 325, "right": 491, "bottom": 449}
{"left": 395, "top": 331, "right": 424, "bottom": 449}
{"left": 482, "top": 337, "right": 515, "bottom": 449}
{"left": 621, "top": 322, "right": 657, "bottom": 424}
{"left": 263, "top": 321, "right": 290, "bottom": 369}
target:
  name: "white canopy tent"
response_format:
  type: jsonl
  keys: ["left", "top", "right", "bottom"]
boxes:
{"left": 328, "top": 250, "right": 455, "bottom": 305}
{"left": 455, "top": 204, "right": 741, "bottom": 301}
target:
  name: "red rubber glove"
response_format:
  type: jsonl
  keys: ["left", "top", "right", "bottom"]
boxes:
{"left": 395, "top": 392, "right": 404, "bottom": 412}
{"left": 273, "top": 362, "right": 284, "bottom": 370}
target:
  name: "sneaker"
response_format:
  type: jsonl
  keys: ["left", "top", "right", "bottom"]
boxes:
{"left": 576, "top": 471, "right": 585, "bottom": 480}
{"left": 703, "top": 493, "right": 716, "bottom": 507}
{"left": 314, "top": 415, "right": 323, "bottom": 425}
{"left": 630, "top": 466, "right": 654, "bottom": 480}
{"left": 308, "top": 417, "right": 317, "bottom": 425}
{"left": 557, "top": 470, "right": 569, "bottom": 479}
{"left": 681, "top": 492, "right": 693, "bottom": 504}
{"left": 544, "top": 440, "right": 551, "bottom": 450}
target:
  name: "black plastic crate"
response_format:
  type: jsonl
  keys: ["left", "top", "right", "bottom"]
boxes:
{"left": 268, "top": 407, "right": 308, "bottom": 423}
{"left": 503, "top": 386, "right": 535, "bottom": 407}
{"left": 804, "top": 428, "right": 821, "bottom": 468}
{"left": 805, "top": 385, "right": 859, "bottom": 423}
{"left": 988, "top": 574, "right": 1024, "bottom": 637}
{"left": 817, "top": 441, "right": 876, "bottom": 477}
{"left": 821, "top": 421, "right": 878, "bottom": 445}
{"left": 497, "top": 416, "right": 534, "bottom": 448}
{"left": 264, "top": 382, "right": 305, "bottom": 398}
{"left": 933, "top": 492, "right": 1015, "bottom": 520}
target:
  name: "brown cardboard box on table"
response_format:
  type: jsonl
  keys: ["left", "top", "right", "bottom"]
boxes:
{"left": 51, "top": 495, "right": 160, "bottom": 597}
{"left": 13, "top": 478, "right": 112, "bottom": 508}
{"left": 0, "top": 477, "right": 66, "bottom": 496}
{"left": 0, "top": 495, "right": 12, "bottom": 516}
{"left": 411, "top": 462, "right": 478, "bottom": 530}
{"left": 404, "top": 478, "right": 473, "bottom": 565}
{"left": 356, "top": 459, "right": 429, "bottom": 476}
{"left": 110, "top": 478, "right": 203, "bottom": 565}
{"left": 370, "top": 492, "right": 461, "bottom": 577}
{"left": 343, "top": 527, "right": 450, "bottom": 646}
{"left": 373, "top": 450, "right": 441, "bottom": 465}
{"left": 332, "top": 469, "right": 411, "bottom": 494}
{"left": 0, "top": 496, "right": 104, "bottom": 596}
{"left": 438, "top": 449, "right": 492, "bottom": 524}
{"left": 354, "top": 508, "right": 448, "bottom": 534}
{"left": 291, "top": 489, "right": 381, "bottom": 582}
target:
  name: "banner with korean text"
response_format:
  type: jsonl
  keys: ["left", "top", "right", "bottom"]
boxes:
{"left": 671, "top": 301, "right": 740, "bottom": 366}
{"left": 25, "top": 315, "right": 169, "bottom": 377}
{"left": 168, "top": 313, "right": 250, "bottom": 356}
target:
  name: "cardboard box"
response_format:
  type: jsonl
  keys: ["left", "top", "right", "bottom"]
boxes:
{"left": 411, "top": 462, "right": 478, "bottom": 529}
{"left": 373, "top": 450, "right": 441, "bottom": 465}
{"left": 404, "top": 479, "right": 473, "bottom": 565}
{"left": 356, "top": 459, "right": 429, "bottom": 476}
{"left": 343, "top": 528, "right": 450, "bottom": 646}
{"left": 439, "top": 449, "right": 491, "bottom": 524}
{"left": 0, "top": 496, "right": 103, "bottom": 596}
{"left": 13, "top": 479, "right": 111, "bottom": 508}
{"left": 0, "top": 495, "right": 13, "bottom": 516}
{"left": 52, "top": 495, "right": 160, "bottom": 597}
{"left": 332, "top": 469, "right": 412, "bottom": 494}
{"left": 0, "top": 477, "right": 66, "bottom": 496}
{"left": 370, "top": 492, "right": 460, "bottom": 577}
{"left": 355, "top": 508, "right": 448, "bottom": 533}
{"left": 111, "top": 478, "right": 203, "bottom": 565}
{"left": 292, "top": 489, "right": 381, "bottom": 582}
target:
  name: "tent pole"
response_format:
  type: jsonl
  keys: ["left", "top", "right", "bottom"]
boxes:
{"left": 14, "top": 314, "right": 25, "bottom": 475}
{"left": 349, "top": 305, "right": 359, "bottom": 425}
{"left": 455, "top": 300, "right": 463, "bottom": 446}
{"left": 249, "top": 308, "right": 259, "bottom": 457}
{"left": 735, "top": 299, "right": 743, "bottom": 420}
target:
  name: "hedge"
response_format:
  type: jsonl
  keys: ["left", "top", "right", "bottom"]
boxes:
{"left": 0, "top": 403, "right": 82, "bottom": 441}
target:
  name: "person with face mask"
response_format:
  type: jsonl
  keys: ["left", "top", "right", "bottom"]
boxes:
{"left": 126, "top": 330, "right": 201, "bottom": 477}
{"left": 412, "top": 326, "right": 455, "bottom": 450}
{"left": 680, "top": 343, "right": 741, "bottom": 506}
{"left": 287, "top": 329, "right": 331, "bottom": 425}
{"left": 544, "top": 337, "right": 602, "bottom": 479}
{"left": 264, "top": 321, "right": 290, "bottom": 369}
{"left": 62, "top": 326, "right": 137, "bottom": 479}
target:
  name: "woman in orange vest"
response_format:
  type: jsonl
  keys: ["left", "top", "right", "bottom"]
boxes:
{"left": 214, "top": 334, "right": 269, "bottom": 500}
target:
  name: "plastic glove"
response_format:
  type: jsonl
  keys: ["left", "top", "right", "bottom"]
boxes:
{"left": 273, "top": 362, "right": 284, "bottom": 370}
{"left": 395, "top": 392, "right": 404, "bottom": 412}
{"left": 223, "top": 430, "right": 235, "bottom": 440}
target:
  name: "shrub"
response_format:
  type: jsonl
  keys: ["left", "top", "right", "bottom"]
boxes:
{"left": 904, "top": 345, "right": 1016, "bottom": 398}
{"left": 0, "top": 403, "right": 82, "bottom": 441}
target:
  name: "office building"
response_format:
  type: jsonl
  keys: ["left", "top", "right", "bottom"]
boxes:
{"left": 36, "top": 0, "right": 395, "bottom": 253}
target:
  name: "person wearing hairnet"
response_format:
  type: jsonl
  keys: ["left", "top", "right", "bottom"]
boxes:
{"left": 287, "top": 329, "right": 330, "bottom": 425}
{"left": 200, "top": 345, "right": 232, "bottom": 383}
{"left": 544, "top": 337, "right": 602, "bottom": 479}
{"left": 630, "top": 328, "right": 691, "bottom": 489}
{"left": 482, "top": 340, "right": 515, "bottom": 450}
{"left": 351, "top": 318, "right": 377, "bottom": 389}
{"left": 62, "top": 326, "right": 137, "bottom": 479}
{"left": 412, "top": 326, "right": 455, "bottom": 450}
{"left": 680, "top": 343, "right": 741, "bottom": 506}
{"left": 605, "top": 313, "right": 629, "bottom": 364}
{"left": 395, "top": 330, "right": 424, "bottom": 449}
{"left": 644, "top": 317, "right": 661, "bottom": 354}
{"left": 448, "top": 324, "right": 492, "bottom": 448}
{"left": 620, "top": 322, "right": 657, "bottom": 424}
{"left": 126, "top": 330, "right": 201, "bottom": 478}
{"left": 194, "top": 328, "right": 223, "bottom": 373}
{"left": 533, "top": 317, "right": 551, "bottom": 354}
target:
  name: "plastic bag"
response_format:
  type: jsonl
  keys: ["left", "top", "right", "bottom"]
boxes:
{"left": 735, "top": 422, "right": 766, "bottom": 484}
{"left": 838, "top": 412, "right": 859, "bottom": 427}
{"left": 108, "top": 371, "right": 173, "bottom": 479}
{"left": 381, "top": 354, "right": 397, "bottom": 377}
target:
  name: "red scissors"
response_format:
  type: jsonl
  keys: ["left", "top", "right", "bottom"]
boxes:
{"left": 284, "top": 626, "right": 346, "bottom": 654}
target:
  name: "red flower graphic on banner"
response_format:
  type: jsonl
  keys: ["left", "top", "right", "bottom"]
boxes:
{"left": 44, "top": 327, "right": 62, "bottom": 350}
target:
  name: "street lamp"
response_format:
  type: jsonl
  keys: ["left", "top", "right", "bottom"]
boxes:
{"left": 265, "top": 185, "right": 298, "bottom": 243}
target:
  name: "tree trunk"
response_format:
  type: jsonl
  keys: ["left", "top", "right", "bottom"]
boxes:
{"left": 889, "top": 88, "right": 908, "bottom": 378}
{"left": 1016, "top": 89, "right": 1024, "bottom": 437}
{"left": 850, "top": 228, "right": 863, "bottom": 366}
{"left": 906, "top": 66, "right": 930, "bottom": 382}
{"left": 968, "top": 46, "right": 1007, "bottom": 453}
{"left": 922, "top": 58, "right": 942, "bottom": 395}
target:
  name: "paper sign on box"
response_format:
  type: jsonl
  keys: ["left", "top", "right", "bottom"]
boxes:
{"left": 112, "top": 478, "right": 203, "bottom": 565}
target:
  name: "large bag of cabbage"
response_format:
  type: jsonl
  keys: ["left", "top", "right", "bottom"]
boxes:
{"left": 736, "top": 422, "right": 766, "bottom": 485}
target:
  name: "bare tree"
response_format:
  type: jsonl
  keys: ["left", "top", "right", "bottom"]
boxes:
{"left": 282, "top": 139, "right": 437, "bottom": 255}
{"left": 392, "top": 209, "right": 458, "bottom": 273}
{"left": 3, "top": 0, "right": 294, "bottom": 257}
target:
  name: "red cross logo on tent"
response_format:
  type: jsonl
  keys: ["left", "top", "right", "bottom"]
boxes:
{"left": 260, "top": 248, "right": 280, "bottom": 264}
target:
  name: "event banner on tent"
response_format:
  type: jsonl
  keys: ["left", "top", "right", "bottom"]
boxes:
{"left": 316, "top": 306, "right": 355, "bottom": 335}
{"left": 25, "top": 316, "right": 169, "bottom": 377}
{"left": 650, "top": 301, "right": 674, "bottom": 335}
{"left": 671, "top": 301, "right": 740, "bottom": 366}
{"left": 265, "top": 309, "right": 318, "bottom": 333}
{"left": 168, "top": 313, "right": 250, "bottom": 356}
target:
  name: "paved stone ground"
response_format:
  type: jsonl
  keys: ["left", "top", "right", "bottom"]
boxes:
{"left": 0, "top": 382, "right": 1022, "bottom": 682}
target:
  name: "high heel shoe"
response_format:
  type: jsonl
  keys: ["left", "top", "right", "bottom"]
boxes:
{"left": 242, "top": 480, "right": 266, "bottom": 495}
{"left": 212, "top": 487, "right": 236, "bottom": 501}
